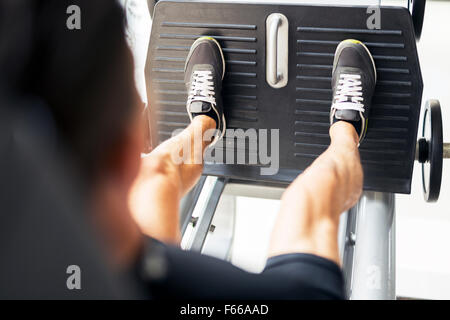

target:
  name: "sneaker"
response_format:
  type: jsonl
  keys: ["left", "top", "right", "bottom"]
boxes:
{"left": 330, "top": 39, "right": 377, "bottom": 144}
{"left": 185, "top": 36, "right": 226, "bottom": 146}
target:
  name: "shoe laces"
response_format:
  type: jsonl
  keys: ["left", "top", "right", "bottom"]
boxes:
{"left": 333, "top": 74, "right": 365, "bottom": 113}
{"left": 187, "top": 70, "right": 216, "bottom": 107}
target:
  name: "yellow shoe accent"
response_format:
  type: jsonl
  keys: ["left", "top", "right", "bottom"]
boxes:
{"left": 198, "top": 36, "right": 216, "bottom": 41}
{"left": 344, "top": 39, "right": 363, "bottom": 45}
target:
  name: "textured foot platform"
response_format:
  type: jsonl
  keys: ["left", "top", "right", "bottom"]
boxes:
{"left": 146, "top": 1, "right": 423, "bottom": 194}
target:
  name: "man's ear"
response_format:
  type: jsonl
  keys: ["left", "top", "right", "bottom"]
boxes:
{"left": 109, "top": 113, "right": 145, "bottom": 189}
{"left": 91, "top": 113, "right": 144, "bottom": 269}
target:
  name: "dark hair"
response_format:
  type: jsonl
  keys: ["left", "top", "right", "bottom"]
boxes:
{"left": 7, "top": 0, "right": 141, "bottom": 181}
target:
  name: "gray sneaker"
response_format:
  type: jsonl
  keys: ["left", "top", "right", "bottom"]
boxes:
{"left": 330, "top": 39, "right": 377, "bottom": 144}
{"left": 185, "top": 36, "right": 226, "bottom": 146}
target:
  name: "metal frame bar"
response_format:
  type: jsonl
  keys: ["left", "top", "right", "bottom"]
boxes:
{"left": 340, "top": 206, "right": 358, "bottom": 298}
{"left": 188, "top": 177, "right": 228, "bottom": 252}
{"left": 180, "top": 175, "right": 207, "bottom": 235}
{"left": 201, "top": 192, "right": 237, "bottom": 260}
{"left": 147, "top": 0, "right": 159, "bottom": 17}
{"left": 345, "top": 192, "right": 396, "bottom": 300}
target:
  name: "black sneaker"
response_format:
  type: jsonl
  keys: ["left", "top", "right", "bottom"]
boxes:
{"left": 330, "top": 39, "right": 377, "bottom": 144}
{"left": 185, "top": 36, "right": 226, "bottom": 146}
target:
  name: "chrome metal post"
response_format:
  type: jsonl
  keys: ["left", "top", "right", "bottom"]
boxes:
{"left": 350, "top": 192, "right": 396, "bottom": 300}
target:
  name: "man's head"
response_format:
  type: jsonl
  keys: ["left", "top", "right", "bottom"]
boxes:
{"left": 3, "top": 0, "right": 145, "bottom": 266}
{"left": 22, "top": 0, "right": 144, "bottom": 185}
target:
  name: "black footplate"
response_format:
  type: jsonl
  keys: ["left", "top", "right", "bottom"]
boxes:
{"left": 146, "top": 0, "right": 423, "bottom": 194}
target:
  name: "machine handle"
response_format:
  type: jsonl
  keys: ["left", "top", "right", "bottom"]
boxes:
{"left": 266, "top": 13, "right": 288, "bottom": 89}
{"left": 267, "top": 15, "right": 282, "bottom": 86}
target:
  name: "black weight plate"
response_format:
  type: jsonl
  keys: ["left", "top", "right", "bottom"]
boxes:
{"left": 422, "top": 99, "right": 443, "bottom": 202}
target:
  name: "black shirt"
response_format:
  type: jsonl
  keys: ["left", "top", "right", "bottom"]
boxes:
{"left": 135, "top": 238, "right": 345, "bottom": 300}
